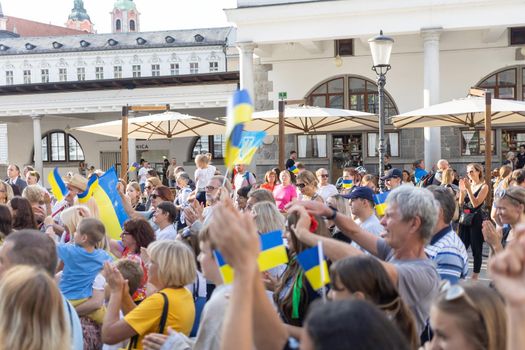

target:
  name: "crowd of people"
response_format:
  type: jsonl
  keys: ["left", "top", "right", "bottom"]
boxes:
{"left": 0, "top": 150, "right": 524, "bottom": 350}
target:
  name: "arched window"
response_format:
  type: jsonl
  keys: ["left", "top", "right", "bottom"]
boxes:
{"left": 36, "top": 131, "right": 85, "bottom": 163}
{"left": 191, "top": 135, "right": 225, "bottom": 160}
{"left": 306, "top": 75, "right": 399, "bottom": 118}
{"left": 115, "top": 19, "right": 121, "bottom": 31}
{"left": 476, "top": 66, "right": 525, "bottom": 100}
{"left": 129, "top": 20, "right": 136, "bottom": 32}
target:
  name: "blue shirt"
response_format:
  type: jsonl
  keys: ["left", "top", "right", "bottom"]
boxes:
{"left": 425, "top": 225, "right": 469, "bottom": 284}
{"left": 58, "top": 244, "right": 112, "bottom": 300}
{"left": 414, "top": 168, "right": 428, "bottom": 185}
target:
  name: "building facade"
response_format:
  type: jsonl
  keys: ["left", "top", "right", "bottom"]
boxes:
{"left": 226, "top": 0, "right": 525, "bottom": 180}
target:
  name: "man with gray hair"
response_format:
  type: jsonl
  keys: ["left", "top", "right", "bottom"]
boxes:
{"left": 292, "top": 185, "right": 440, "bottom": 335}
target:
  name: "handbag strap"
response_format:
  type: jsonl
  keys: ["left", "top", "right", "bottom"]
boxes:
{"left": 128, "top": 291, "right": 170, "bottom": 350}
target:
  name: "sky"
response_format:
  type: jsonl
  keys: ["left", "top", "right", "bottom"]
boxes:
{"left": 1, "top": 0, "right": 238, "bottom": 33}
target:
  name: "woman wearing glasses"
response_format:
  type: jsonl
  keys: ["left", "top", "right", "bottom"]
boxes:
{"left": 458, "top": 163, "right": 489, "bottom": 280}
{"left": 483, "top": 186, "right": 525, "bottom": 255}
{"left": 296, "top": 170, "right": 324, "bottom": 203}
{"left": 425, "top": 283, "right": 506, "bottom": 350}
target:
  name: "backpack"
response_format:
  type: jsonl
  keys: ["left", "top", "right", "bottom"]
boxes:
{"left": 418, "top": 173, "right": 436, "bottom": 188}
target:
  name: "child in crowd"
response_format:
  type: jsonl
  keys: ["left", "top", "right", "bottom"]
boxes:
{"left": 46, "top": 217, "right": 112, "bottom": 323}
{"left": 194, "top": 154, "right": 216, "bottom": 205}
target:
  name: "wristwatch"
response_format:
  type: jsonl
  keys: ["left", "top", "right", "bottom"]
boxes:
{"left": 325, "top": 206, "right": 338, "bottom": 220}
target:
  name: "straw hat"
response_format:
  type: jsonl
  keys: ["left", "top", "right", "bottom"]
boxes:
{"left": 65, "top": 174, "right": 88, "bottom": 192}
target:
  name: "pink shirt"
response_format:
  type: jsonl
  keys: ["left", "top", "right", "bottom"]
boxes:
{"left": 273, "top": 184, "right": 297, "bottom": 211}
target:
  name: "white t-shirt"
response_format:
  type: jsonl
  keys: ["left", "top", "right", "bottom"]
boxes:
{"left": 155, "top": 224, "right": 178, "bottom": 240}
{"left": 317, "top": 184, "right": 338, "bottom": 201}
{"left": 234, "top": 171, "right": 256, "bottom": 191}
{"left": 138, "top": 167, "right": 149, "bottom": 185}
{"left": 353, "top": 214, "right": 384, "bottom": 253}
{"left": 195, "top": 166, "right": 216, "bottom": 191}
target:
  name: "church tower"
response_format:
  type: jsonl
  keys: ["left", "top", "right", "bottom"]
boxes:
{"left": 66, "top": 0, "right": 94, "bottom": 33}
{"left": 111, "top": 0, "right": 140, "bottom": 33}
{"left": 0, "top": 2, "right": 7, "bottom": 31}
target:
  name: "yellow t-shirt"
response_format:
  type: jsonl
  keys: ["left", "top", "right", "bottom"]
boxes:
{"left": 124, "top": 287, "right": 195, "bottom": 350}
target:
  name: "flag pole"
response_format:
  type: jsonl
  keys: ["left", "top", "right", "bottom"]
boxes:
{"left": 317, "top": 240, "right": 327, "bottom": 303}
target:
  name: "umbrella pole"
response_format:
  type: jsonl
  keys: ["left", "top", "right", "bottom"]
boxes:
{"left": 484, "top": 92, "right": 492, "bottom": 206}
{"left": 278, "top": 99, "right": 285, "bottom": 170}
{"left": 121, "top": 106, "right": 129, "bottom": 180}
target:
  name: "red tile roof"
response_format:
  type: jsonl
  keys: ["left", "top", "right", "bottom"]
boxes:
{"left": 6, "top": 16, "right": 88, "bottom": 37}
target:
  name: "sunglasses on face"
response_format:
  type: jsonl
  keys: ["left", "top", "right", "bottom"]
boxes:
{"left": 296, "top": 183, "right": 306, "bottom": 189}
{"left": 319, "top": 174, "right": 329, "bottom": 178}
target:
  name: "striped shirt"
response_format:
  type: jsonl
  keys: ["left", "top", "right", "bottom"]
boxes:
{"left": 425, "top": 225, "right": 469, "bottom": 284}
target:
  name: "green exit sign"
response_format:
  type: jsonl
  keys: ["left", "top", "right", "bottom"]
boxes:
{"left": 278, "top": 92, "right": 287, "bottom": 99}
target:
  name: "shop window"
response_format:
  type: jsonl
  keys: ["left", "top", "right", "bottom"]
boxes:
{"left": 191, "top": 135, "right": 225, "bottom": 159}
{"left": 367, "top": 132, "right": 399, "bottom": 157}
{"left": 298, "top": 135, "right": 327, "bottom": 158}
{"left": 460, "top": 130, "right": 496, "bottom": 156}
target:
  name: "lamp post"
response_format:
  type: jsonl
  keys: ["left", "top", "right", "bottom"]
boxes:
{"left": 369, "top": 30, "right": 394, "bottom": 191}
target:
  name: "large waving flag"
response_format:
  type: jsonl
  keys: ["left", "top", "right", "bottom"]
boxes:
{"left": 224, "top": 89, "right": 253, "bottom": 169}
{"left": 214, "top": 230, "right": 289, "bottom": 284}
{"left": 374, "top": 191, "right": 389, "bottom": 217}
{"left": 47, "top": 167, "right": 68, "bottom": 202}
{"left": 77, "top": 175, "right": 99, "bottom": 204}
{"left": 296, "top": 243, "right": 330, "bottom": 291}
{"left": 235, "top": 130, "right": 267, "bottom": 166}
{"left": 92, "top": 167, "right": 129, "bottom": 239}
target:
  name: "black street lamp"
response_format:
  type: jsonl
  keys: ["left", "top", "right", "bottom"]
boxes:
{"left": 369, "top": 30, "right": 394, "bottom": 191}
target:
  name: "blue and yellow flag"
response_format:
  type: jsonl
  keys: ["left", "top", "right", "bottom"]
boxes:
{"left": 128, "top": 162, "right": 139, "bottom": 173}
{"left": 213, "top": 250, "right": 234, "bottom": 284}
{"left": 342, "top": 179, "right": 353, "bottom": 189}
{"left": 92, "top": 167, "right": 129, "bottom": 239}
{"left": 47, "top": 167, "right": 68, "bottom": 202}
{"left": 296, "top": 244, "right": 330, "bottom": 291}
{"left": 373, "top": 191, "right": 390, "bottom": 217}
{"left": 257, "top": 230, "right": 289, "bottom": 272}
{"left": 78, "top": 175, "right": 99, "bottom": 204}
{"left": 288, "top": 165, "right": 299, "bottom": 174}
{"left": 235, "top": 130, "right": 267, "bottom": 166}
{"left": 224, "top": 89, "right": 253, "bottom": 169}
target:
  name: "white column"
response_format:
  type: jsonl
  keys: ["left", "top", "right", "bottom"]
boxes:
{"left": 128, "top": 138, "right": 137, "bottom": 180}
{"left": 422, "top": 28, "right": 442, "bottom": 170}
{"left": 32, "top": 114, "right": 43, "bottom": 178}
{"left": 237, "top": 42, "right": 256, "bottom": 102}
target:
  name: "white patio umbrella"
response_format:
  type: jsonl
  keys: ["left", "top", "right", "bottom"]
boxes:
{"left": 243, "top": 106, "right": 378, "bottom": 135}
{"left": 391, "top": 96, "right": 525, "bottom": 129}
{"left": 74, "top": 111, "right": 225, "bottom": 139}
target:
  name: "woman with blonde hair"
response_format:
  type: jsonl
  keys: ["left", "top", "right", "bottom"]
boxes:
{"left": 0, "top": 265, "right": 70, "bottom": 350}
{"left": 127, "top": 181, "right": 145, "bottom": 211}
{"left": 102, "top": 240, "right": 197, "bottom": 349}
{"left": 361, "top": 174, "right": 378, "bottom": 193}
{"left": 0, "top": 181, "right": 14, "bottom": 205}
{"left": 252, "top": 201, "right": 285, "bottom": 234}
{"left": 296, "top": 170, "right": 323, "bottom": 203}
{"left": 426, "top": 283, "right": 506, "bottom": 350}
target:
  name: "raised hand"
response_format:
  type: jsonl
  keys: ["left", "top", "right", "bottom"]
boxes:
{"left": 482, "top": 220, "right": 503, "bottom": 252}
{"left": 103, "top": 262, "right": 125, "bottom": 294}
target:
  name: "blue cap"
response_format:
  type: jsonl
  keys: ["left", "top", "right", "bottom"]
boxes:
{"left": 342, "top": 186, "right": 375, "bottom": 202}
{"left": 380, "top": 168, "right": 402, "bottom": 181}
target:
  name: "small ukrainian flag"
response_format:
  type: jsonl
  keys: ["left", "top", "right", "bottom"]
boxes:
{"left": 213, "top": 250, "right": 234, "bottom": 284}
{"left": 342, "top": 179, "right": 353, "bottom": 189}
{"left": 47, "top": 167, "right": 68, "bottom": 202}
{"left": 77, "top": 175, "right": 99, "bottom": 204}
{"left": 288, "top": 165, "right": 299, "bottom": 174}
{"left": 374, "top": 191, "right": 390, "bottom": 217}
{"left": 257, "top": 230, "right": 289, "bottom": 272}
{"left": 296, "top": 245, "right": 330, "bottom": 291}
{"left": 128, "top": 162, "right": 139, "bottom": 173}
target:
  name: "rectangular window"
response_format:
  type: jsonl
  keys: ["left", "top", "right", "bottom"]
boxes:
{"left": 41, "top": 137, "right": 48, "bottom": 162}
{"left": 170, "top": 63, "right": 179, "bottom": 75}
{"left": 209, "top": 61, "right": 219, "bottom": 72}
{"left": 41, "top": 69, "right": 49, "bottom": 83}
{"left": 50, "top": 132, "right": 66, "bottom": 161}
{"left": 461, "top": 130, "right": 496, "bottom": 156}
{"left": 114, "top": 66, "right": 122, "bottom": 79}
{"left": 132, "top": 65, "right": 141, "bottom": 78}
{"left": 190, "top": 62, "right": 199, "bottom": 74}
{"left": 298, "top": 135, "right": 327, "bottom": 158}
{"left": 367, "top": 132, "right": 399, "bottom": 157}
{"left": 23, "top": 70, "right": 31, "bottom": 84}
{"left": 0, "top": 124, "right": 8, "bottom": 164}
{"left": 510, "top": 27, "right": 525, "bottom": 46}
{"left": 335, "top": 39, "right": 354, "bottom": 56}
{"left": 5, "top": 71, "right": 13, "bottom": 85}
{"left": 77, "top": 67, "right": 86, "bottom": 81}
{"left": 151, "top": 64, "right": 160, "bottom": 76}
{"left": 95, "top": 66, "right": 104, "bottom": 80}
{"left": 59, "top": 68, "right": 67, "bottom": 82}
